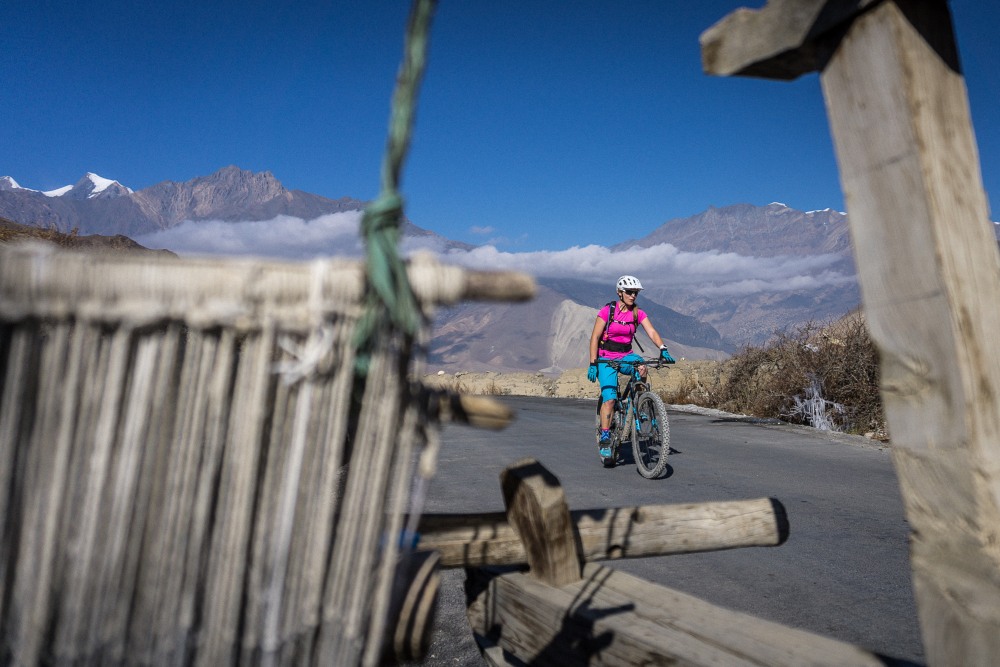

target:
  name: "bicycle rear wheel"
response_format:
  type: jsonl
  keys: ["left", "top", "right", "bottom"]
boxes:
{"left": 632, "top": 391, "right": 670, "bottom": 479}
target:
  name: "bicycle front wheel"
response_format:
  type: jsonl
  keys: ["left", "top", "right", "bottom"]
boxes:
{"left": 632, "top": 391, "right": 670, "bottom": 479}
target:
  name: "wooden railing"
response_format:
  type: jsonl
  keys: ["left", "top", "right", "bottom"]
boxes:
{"left": 431, "top": 458, "right": 888, "bottom": 666}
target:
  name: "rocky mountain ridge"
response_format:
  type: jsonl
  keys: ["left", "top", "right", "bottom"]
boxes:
{"left": 0, "top": 166, "right": 469, "bottom": 253}
{"left": 0, "top": 166, "right": 366, "bottom": 238}
{"left": 616, "top": 202, "right": 852, "bottom": 256}
{"left": 611, "top": 201, "right": 866, "bottom": 346}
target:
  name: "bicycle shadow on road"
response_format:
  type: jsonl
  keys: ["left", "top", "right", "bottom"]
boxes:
{"left": 615, "top": 448, "right": 675, "bottom": 480}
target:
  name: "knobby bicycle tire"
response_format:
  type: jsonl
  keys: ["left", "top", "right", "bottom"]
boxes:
{"left": 632, "top": 391, "right": 670, "bottom": 479}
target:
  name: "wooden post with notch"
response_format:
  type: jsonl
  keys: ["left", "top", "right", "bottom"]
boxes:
{"left": 500, "top": 458, "right": 582, "bottom": 587}
{"left": 702, "top": 1, "right": 1000, "bottom": 664}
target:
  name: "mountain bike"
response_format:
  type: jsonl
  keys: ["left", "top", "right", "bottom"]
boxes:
{"left": 595, "top": 358, "right": 671, "bottom": 479}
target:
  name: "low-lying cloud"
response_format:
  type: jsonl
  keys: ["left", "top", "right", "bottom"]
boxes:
{"left": 135, "top": 212, "right": 368, "bottom": 258}
{"left": 135, "top": 213, "right": 855, "bottom": 297}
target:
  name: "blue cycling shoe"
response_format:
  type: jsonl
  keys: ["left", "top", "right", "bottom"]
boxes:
{"left": 599, "top": 430, "right": 613, "bottom": 465}
{"left": 599, "top": 431, "right": 613, "bottom": 464}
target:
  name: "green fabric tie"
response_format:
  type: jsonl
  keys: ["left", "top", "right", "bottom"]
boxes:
{"left": 354, "top": 0, "right": 437, "bottom": 375}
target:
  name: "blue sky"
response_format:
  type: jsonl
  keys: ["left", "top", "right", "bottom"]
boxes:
{"left": 4, "top": 1, "right": 997, "bottom": 252}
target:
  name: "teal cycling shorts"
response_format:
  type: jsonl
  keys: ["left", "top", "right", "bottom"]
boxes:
{"left": 597, "top": 353, "right": 644, "bottom": 403}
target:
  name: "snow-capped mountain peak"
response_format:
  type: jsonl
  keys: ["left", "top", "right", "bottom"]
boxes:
{"left": 44, "top": 172, "right": 134, "bottom": 200}
{"left": 82, "top": 172, "right": 133, "bottom": 197}
{"left": 0, "top": 175, "right": 63, "bottom": 196}
{"left": 43, "top": 185, "right": 73, "bottom": 197}
{"left": 1, "top": 173, "right": 133, "bottom": 198}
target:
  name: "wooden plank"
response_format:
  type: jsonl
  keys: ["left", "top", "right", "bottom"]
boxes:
{"left": 0, "top": 246, "right": 535, "bottom": 330}
{"left": 424, "top": 390, "right": 515, "bottom": 430}
{"left": 463, "top": 270, "right": 536, "bottom": 302}
{"left": 499, "top": 459, "right": 581, "bottom": 587}
{"left": 418, "top": 497, "right": 788, "bottom": 568}
{"left": 467, "top": 563, "right": 886, "bottom": 666}
{"left": 474, "top": 633, "right": 527, "bottom": 667}
{"left": 817, "top": 2, "right": 1000, "bottom": 663}
{"left": 700, "top": 0, "right": 883, "bottom": 79}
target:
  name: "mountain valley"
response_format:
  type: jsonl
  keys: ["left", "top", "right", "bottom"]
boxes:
{"left": 0, "top": 166, "right": 928, "bottom": 372}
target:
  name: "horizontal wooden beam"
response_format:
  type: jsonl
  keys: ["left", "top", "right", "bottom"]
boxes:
{"left": 700, "top": 0, "right": 884, "bottom": 79}
{"left": 467, "top": 562, "right": 887, "bottom": 666}
{"left": 418, "top": 497, "right": 788, "bottom": 568}
{"left": 0, "top": 246, "right": 536, "bottom": 329}
{"left": 462, "top": 269, "right": 536, "bottom": 302}
{"left": 421, "top": 390, "right": 515, "bottom": 430}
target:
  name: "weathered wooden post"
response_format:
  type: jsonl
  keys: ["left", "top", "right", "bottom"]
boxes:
{"left": 702, "top": 2, "right": 1000, "bottom": 663}
{"left": 499, "top": 458, "right": 582, "bottom": 587}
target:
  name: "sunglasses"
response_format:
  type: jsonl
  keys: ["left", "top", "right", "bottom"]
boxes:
{"left": 622, "top": 289, "right": 639, "bottom": 297}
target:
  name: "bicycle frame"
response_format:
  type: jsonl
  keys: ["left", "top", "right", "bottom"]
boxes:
{"left": 599, "top": 358, "right": 656, "bottom": 447}
{"left": 613, "top": 366, "right": 647, "bottom": 437}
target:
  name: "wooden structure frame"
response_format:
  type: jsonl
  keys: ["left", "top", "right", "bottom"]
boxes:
{"left": 4, "top": 1, "right": 994, "bottom": 663}
{"left": 436, "top": 458, "right": 892, "bottom": 665}
{"left": 0, "top": 245, "right": 532, "bottom": 665}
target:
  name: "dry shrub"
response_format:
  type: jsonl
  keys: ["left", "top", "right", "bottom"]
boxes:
{"left": 659, "top": 370, "right": 717, "bottom": 406}
{"left": 483, "top": 380, "right": 511, "bottom": 396}
{"left": 708, "top": 313, "right": 885, "bottom": 436}
{"left": 0, "top": 224, "right": 70, "bottom": 245}
{"left": 438, "top": 375, "right": 510, "bottom": 396}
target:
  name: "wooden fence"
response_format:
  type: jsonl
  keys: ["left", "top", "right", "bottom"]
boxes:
{"left": 0, "top": 245, "right": 532, "bottom": 666}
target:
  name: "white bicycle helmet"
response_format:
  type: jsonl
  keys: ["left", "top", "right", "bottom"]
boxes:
{"left": 616, "top": 275, "right": 643, "bottom": 292}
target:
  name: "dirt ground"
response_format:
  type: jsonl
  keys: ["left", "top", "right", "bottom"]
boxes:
{"left": 420, "top": 360, "right": 722, "bottom": 401}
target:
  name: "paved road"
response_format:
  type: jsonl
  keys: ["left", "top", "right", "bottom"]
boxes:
{"left": 408, "top": 396, "right": 924, "bottom": 666}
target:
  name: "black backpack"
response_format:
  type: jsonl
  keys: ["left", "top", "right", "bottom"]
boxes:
{"left": 598, "top": 301, "right": 645, "bottom": 353}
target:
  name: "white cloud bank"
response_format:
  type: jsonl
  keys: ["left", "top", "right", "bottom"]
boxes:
{"left": 135, "top": 213, "right": 855, "bottom": 297}
{"left": 135, "top": 212, "right": 368, "bottom": 258}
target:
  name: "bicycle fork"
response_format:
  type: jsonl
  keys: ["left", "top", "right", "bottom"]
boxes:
{"left": 634, "top": 401, "right": 656, "bottom": 437}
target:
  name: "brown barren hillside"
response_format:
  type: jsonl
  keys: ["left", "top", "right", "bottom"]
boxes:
{"left": 0, "top": 216, "right": 176, "bottom": 257}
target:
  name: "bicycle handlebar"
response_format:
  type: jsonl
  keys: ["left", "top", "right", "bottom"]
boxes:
{"left": 597, "top": 357, "right": 668, "bottom": 368}
{"left": 599, "top": 357, "right": 671, "bottom": 371}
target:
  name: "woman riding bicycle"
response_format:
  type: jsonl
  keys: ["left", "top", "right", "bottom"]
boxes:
{"left": 587, "top": 275, "right": 675, "bottom": 460}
